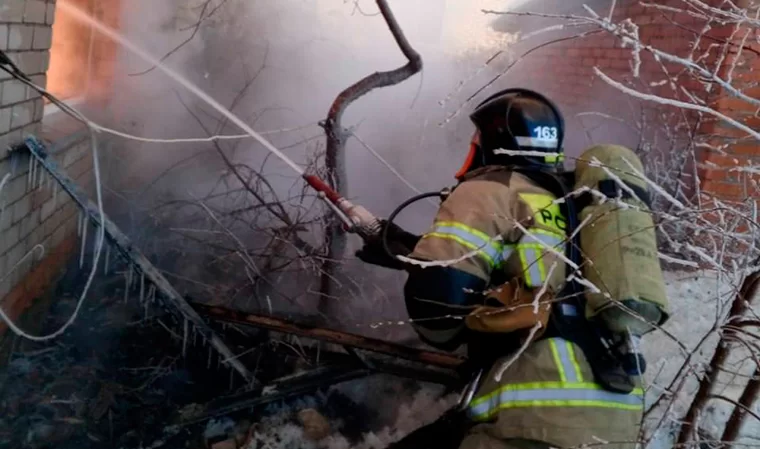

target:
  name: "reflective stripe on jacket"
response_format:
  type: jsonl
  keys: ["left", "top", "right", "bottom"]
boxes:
{"left": 407, "top": 169, "right": 567, "bottom": 346}
{"left": 411, "top": 169, "right": 567, "bottom": 291}
{"left": 423, "top": 221, "right": 508, "bottom": 269}
{"left": 464, "top": 338, "right": 643, "bottom": 449}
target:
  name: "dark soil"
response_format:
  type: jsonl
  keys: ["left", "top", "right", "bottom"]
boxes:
{"left": 0, "top": 256, "right": 384, "bottom": 449}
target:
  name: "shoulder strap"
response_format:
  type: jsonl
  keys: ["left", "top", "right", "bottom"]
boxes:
{"left": 575, "top": 179, "right": 653, "bottom": 210}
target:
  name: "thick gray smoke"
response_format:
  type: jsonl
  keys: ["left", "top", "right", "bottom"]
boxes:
{"left": 105, "top": 0, "right": 519, "bottom": 224}
{"left": 91, "top": 0, "right": 520, "bottom": 330}
{"left": 89, "top": 0, "right": 639, "bottom": 337}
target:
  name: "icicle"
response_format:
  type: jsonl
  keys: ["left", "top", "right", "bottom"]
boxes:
{"left": 8, "top": 150, "right": 17, "bottom": 175}
{"left": 31, "top": 160, "right": 38, "bottom": 189}
{"left": 79, "top": 221, "right": 88, "bottom": 268}
{"left": 26, "top": 156, "right": 33, "bottom": 190}
{"left": 77, "top": 211, "right": 83, "bottom": 237}
{"left": 37, "top": 169, "right": 44, "bottom": 190}
{"left": 124, "top": 265, "right": 133, "bottom": 303}
{"left": 139, "top": 273, "right": 145, "bottom": 303}
{"left": 146, "top": 285, "right": 155, "bottom": 319}
{"left": 31, "top": 158, "right": 38, "bottom": 189}
{"left": 53, "top": 184, "right": 58, "bottom": 208}
{"left": 207, "top": 345, "right": 213, "bottom": 369}
{"left": 182, "top": 319, "right": 189, "bottom": 358}
{"left": 123, "top": 267, "right": 129, "bottom": 303}
{"left": 103, "top": 244, "right": 111, "bottom": 275}
{"left": 229, "top": 367, "right": 234, "bottom": 390}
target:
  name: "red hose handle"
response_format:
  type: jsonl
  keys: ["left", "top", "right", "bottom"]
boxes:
{"left": 303, "top": 174, "right": 342, "bottom": 204}
{"left": 303, "top": 174, "right": 382, "bottom": 236}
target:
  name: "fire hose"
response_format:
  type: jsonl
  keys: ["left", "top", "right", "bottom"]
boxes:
{"left": 307, "top": 177, "right": 447, "bottom": 264}
{"left": 56, "top": 0, "right": 438, "bottom": 263}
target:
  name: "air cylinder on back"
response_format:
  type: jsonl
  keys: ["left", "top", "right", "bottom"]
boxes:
{"left": 574, "top": 144, "right": 669, "bottom": 339}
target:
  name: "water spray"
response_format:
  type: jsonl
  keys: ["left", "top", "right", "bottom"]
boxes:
{"left": 56, "top": 0, "right": 383, "bottom": 238}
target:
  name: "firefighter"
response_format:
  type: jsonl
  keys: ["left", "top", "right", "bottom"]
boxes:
{"left": 356, "top": 89, "right": 646, "bottom": 449}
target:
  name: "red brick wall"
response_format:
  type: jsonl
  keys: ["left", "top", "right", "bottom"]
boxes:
{"left": 698, "top": 21, "right": 760, "bottom": 203}
{"left": 498, "top": 0, "right": 756, "bottom": 205}
{"left": 88, "top": 0, "right": 121, "bottom": 104}
{"left": 47, "top": 0, "right": 122, "bottom": 105}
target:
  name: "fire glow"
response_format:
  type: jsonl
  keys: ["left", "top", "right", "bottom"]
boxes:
{"left": 47, "top": 0, "right": 94, "bottom": 102}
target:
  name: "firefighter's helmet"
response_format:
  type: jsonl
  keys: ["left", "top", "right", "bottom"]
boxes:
{"left": 456, "top": 88, "right": 565, "bottom": 180}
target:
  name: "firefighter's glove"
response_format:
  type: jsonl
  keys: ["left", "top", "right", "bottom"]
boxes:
{"left": 355, "top": 220, "right": 420, "bottom": 271}
{"left": 465, "top": 278, "right": 551, "bottom": 338}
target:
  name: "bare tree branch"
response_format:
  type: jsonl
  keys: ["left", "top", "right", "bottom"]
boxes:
{"left": 678, "top": 264, "right": 760, "bottom": 443}
{"left": 128, "top": 0, "right": 226, "bottom": 77}
{"left": 317, "top": 0, "right": 422, "bottom": 316}
{"left": 721, "top": 368, "right": 760, "bottom": 440}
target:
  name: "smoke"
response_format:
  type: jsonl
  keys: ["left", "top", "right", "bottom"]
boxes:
{"left": 73, "top": 0, "right": 518, "bottom": 327}
{"left": 102, "top": 0, "right": 520, "bottom": 219}
{"left": 77, "top": 0, "right": 650, "bottom": 331}
{"left": 81, "top": 0, "right": 650, "bottom": 217}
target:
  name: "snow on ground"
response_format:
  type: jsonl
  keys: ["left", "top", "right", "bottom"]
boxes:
{"left": 642, "top": 270, "right": 760, "bottom": 447}
{"left": 250, "top": 270, "right": 759, "bottom": 449}
{"left": 239, "top": 377, "right": 457, "bottom": 449}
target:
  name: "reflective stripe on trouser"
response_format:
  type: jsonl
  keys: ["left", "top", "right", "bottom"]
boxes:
{"left": 468, "top": 382, "right": 644, "bottom": 421}
{"left": 423, "top": 221, "right": 513, "bottom": 268}
{"left": 517, "top": 230, "right": 565, "bottom": 287}
{"left": 549, "top": 339, "right": 584, "bottom": 383}
{"left": 467, "top": 338, "right": 643, "bottom": 421}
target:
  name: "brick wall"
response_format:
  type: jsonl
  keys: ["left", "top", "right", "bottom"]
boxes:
{"left": 698, "top": 11, "right": 760, "bottom": 204}
{"left": 47, "top": 0, "right": 121, "bottom": 104}
{"left": 0, "top": 0, "right": 94, "bottom": 337}
{"left": 0, "top": 0, "right": 52, "bottom": 148}
{"left": 493, "top": 0, "right": 757, "bottom": 205}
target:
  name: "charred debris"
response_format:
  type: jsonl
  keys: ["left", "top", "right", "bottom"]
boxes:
{"left": 0, "top": 138, "right": 462, "bottom": 449}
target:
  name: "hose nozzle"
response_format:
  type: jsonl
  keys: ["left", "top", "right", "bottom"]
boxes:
{"left": 303, "top": 174, "right": 381, "bottom": 239}
{"left": 337, "top": 199, "right": 382, "bottom": 238}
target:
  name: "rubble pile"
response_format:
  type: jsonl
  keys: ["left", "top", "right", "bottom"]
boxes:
{"left": 0, "top": 266, "right": 229, "bottom": 448}
{"left": 0, "top": 263, "right": 435, "bottom": 449}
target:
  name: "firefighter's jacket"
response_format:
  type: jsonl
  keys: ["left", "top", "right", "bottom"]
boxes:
{"left": 403, "top": 167, "right": 643, "bottom": 449}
